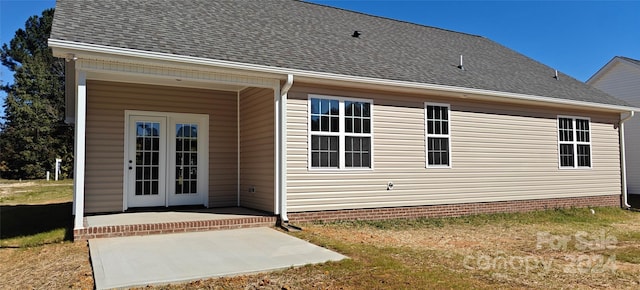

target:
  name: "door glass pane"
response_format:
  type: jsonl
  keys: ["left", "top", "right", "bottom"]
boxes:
{"left": 152, "top": 181, "right": 159, "bottom": 195}
{"left": 176, "top": 123, "right": 198, "bottom": 194}
{"left": 135, "top": 121, "right": 161, "bottom": 196}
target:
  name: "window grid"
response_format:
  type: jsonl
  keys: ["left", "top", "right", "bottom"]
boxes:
{"left": 558, "top": 117, "right": 591, "bottom": 168}
{"left": 175, "top": 123, "right": 198, "bottom": 194}
{"left": 135, "top": 122, "right": 160, "bottom": 195}
{"left": 344, "top": 101, "right": 371, "bottom": 168}
{"left": 311, "top": 135, "right": 339, "bottom": 167}
{"left": 310, "top": 98, "right": 341, "bottom": 168}
{"left": 425, "top": 103, "right": 451, "bottom": 168}
{"left": 345, "top": 136, "right": 371, "bottom": 168}
{"left": 576, "top": 119, "right": 590, "bottom": 142}
{"left": 558, "top": 118, "right": 573, "bottom": 142}
{"left": 345, "top": 101, "right": 371, "bottom": 134}
{"left": 309, "top": 96, "right": 372, "bottom": 169}
{"left": 310, "top": 98, "right": 339, "bottom": 133}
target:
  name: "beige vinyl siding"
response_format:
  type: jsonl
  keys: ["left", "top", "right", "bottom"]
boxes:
{"left": 286, "top": 84, "right": 621, "bottom": 212}
{"left": 239, "top": 87, "right": 275, "bottom": 212}
{"left": 85, "top": 80, "right": 237, "bottom": 213}
{"left": 589, "top": 60, "right": 640, "bottom": 194}
{"left": 589, "top": 61, "right": 640, "bottom": 107}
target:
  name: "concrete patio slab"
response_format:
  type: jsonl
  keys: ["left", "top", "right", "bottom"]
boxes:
{"left": 89, "top": 227, "right": 346, "bottom": 289}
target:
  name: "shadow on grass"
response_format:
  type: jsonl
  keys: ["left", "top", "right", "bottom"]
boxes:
{"left": 0, "top": 202, "right": 73, "bottom": 241}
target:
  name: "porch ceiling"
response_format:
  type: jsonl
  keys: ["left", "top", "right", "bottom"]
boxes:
{"left": 75, "top": 58, "right": 280, "bottom": 92}
{"left": 87, "top": 70, "right": 247, "bottom": 92}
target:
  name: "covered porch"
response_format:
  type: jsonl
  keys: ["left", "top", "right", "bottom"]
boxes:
{"left": 55, "top": 47, "right": 293, "bottom": 239}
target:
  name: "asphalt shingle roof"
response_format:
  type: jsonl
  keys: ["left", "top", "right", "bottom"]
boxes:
{"left": 50, "top": 0, "right": 630, "bottom": 107}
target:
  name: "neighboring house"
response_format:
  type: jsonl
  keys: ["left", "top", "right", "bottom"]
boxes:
{"left": 588, "top": 56, "right": 640, "bottom": 199}
{"left": 49, "top": 0, "right": 638, "bottom": 235}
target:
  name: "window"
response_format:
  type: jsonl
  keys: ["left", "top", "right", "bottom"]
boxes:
{"left": 558, "top": 117, "right": 591, "bottom": 168}
{"left": 309, "top": 96, "right": 372, "bottom": 169}
{"left": 425, "top": 103, "right": 451, "bottom": 168}
{"left": 310, "top": 98, "right": 339, "bottom": 168}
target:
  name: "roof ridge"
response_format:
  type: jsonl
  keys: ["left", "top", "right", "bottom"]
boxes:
{"left": 619, "top": 56, "right": 640, "bottom": 61}
{"left": 618, "top": 56, "right": 640, "bottom": 65}
{"left": 298, "top": 0, "right": 484, "bottom": 39}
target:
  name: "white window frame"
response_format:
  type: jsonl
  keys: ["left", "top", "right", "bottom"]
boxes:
{"left": 425, "top": 102, "right": 452, "bottom": 169}
{"left": 307, "top": 94, "right": 374, "bottom": 171}
{"left": 557, "top": 115, "right": 592, "bottom": 169}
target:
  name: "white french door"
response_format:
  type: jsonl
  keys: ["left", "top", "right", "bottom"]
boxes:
{"left": 126, "top": 111, "right": 209, "bottom": 208}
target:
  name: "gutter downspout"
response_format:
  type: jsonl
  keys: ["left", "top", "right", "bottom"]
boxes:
{"left": 237, "top": 91, "right": 241, "bottom": 207}
{"left": 278, "top": 74, "right": 294, "bottom": 224}
{"left": 620, "top": 111, "right": 635, "bottom": 208}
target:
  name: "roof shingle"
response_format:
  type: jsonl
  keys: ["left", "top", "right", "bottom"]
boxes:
{"left": 50, "top": 0, "right": 629, "bottom": 107}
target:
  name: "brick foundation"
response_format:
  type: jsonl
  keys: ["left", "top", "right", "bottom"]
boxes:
{"left": 288, "top": 195, "right": 621, "bottom": 223}
{"left": 74, "top": 195, "right": 620, "bottom": 240}
{"left": 74, "top": 216, "right": 277, "bottom": 241}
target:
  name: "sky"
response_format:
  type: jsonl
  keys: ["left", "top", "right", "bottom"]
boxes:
{"left": 1, "top": 0, "right": 639, "bottom": 120}
{"left": 1, "top": 0, "right": 56, "bottom": 121}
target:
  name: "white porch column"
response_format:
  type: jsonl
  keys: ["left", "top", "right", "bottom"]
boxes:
{"left": 279, "top": 83, "right": 289, "bottom": 220}
{"left": 275, "top": 75, "right": 293, "bottom": 221}
{"left": 274, "top": 86, "right": 281, "bottom": 215}
{"left": 73, "top": 70, "right": 87, "bottom": 229}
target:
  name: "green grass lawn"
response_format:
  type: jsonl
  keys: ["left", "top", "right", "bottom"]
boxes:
{"left": 0, "top": 179, "right": 73, "bottom": 247}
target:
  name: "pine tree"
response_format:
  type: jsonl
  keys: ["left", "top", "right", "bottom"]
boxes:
{"left": 0, "top": 8, "right": 72, "bottom": 179}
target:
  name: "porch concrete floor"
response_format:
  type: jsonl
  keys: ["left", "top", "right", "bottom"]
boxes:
{"left": 86, "top": 207, "right": 270, "bottom": 227}
{"left": 89, "top": 227, "right": 347, "bottom": 289}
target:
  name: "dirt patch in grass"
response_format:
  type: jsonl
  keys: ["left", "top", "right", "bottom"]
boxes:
{"left": 0, "top": 180, "right": 72, "bottom": 205}
{"left": 0, "top": 181, "right": 36, "bottom": 196}
{"left": 0, "top": 242, "right": 93, "bottom": 289}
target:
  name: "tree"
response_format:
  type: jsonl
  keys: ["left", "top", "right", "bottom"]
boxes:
{"left": 0, "top": 8, "right": 73, "bottom": 179}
